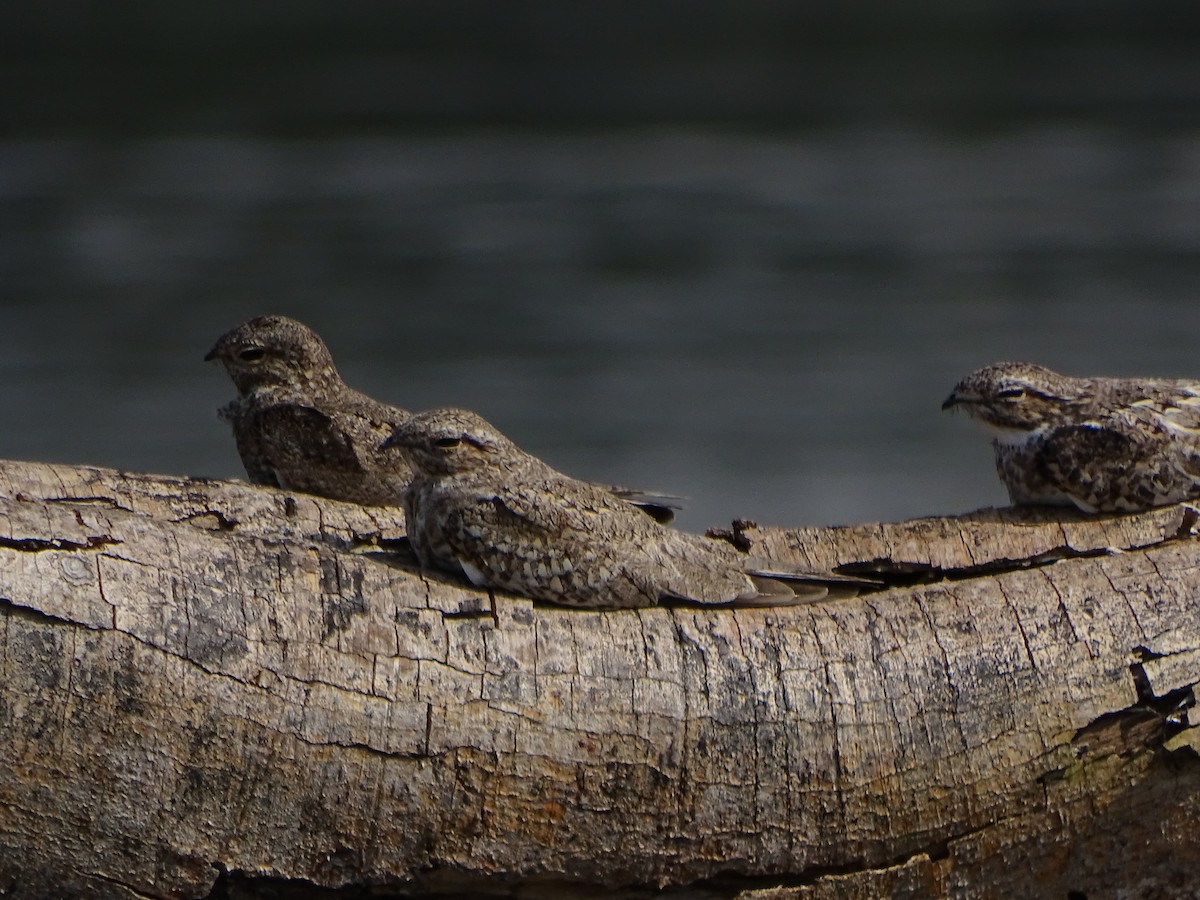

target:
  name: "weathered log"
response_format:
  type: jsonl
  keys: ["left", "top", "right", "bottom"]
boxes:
{"left": 1, "top": 460, "right": 1197, "bottom": 899}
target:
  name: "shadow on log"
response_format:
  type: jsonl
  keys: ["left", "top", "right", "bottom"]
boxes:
{"left": 0, "top": 460, "right": 1197, "bottom": 899}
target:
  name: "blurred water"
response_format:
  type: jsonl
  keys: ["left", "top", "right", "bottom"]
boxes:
{"left": 2, "top": 127, "right": 1198, "bottom": 530}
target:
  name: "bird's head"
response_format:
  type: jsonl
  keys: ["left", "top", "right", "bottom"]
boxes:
{"left": 943, "top": 361, "right": 1087, "bottom": 435}
{"left": 205, "top": 315, "right": 340, "bottom": 396}
{"left": 381, "top": 408, "right": 517, "bottom": 476}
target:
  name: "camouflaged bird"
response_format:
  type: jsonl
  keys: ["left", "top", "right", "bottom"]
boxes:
{"left": 381, "top": 407, "right": 867, "bottom": 609}
{"left": 206, "top": 315, "right": 680, "bottom": 520}
{"left": 205, "top": 315, "right": 415, "bottom": 506}
{"left": 943, "top": 361, "right": 1200, "bottom": 513}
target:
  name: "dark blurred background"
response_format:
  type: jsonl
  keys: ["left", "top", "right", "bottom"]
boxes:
{"left": 2, "top": 1, "right": 1199, "bottom": 529}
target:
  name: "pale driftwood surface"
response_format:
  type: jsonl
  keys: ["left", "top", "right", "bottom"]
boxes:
{"left": 1, "top": 460, "right": 1198, "bottom": 900}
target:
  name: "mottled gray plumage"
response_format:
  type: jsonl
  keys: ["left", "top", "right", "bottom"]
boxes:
{"left": 206, "top": 316, "right": 680, "bottom": 521}
{"left": 382, "top": 407, "right": 865, "bottom": 609}
{"left": 205, "top": 315, "right": 414, "bottom": 506}
{"left": 944, "top": 361, "right": 1200, "bottom": 513}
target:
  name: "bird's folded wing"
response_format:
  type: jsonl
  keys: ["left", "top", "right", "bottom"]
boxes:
{"left": 342, "top": 391, "right": 411, "bottom": 436}
{"left": 1037, "top": 424, "right": 1148, "bottom": 509}
{"left": 253, "top": 404, "right": 367, "bottom": 475}
{"left": 1135, "top": 389, "right": 1200, "bottom": 435}
{"left": 489, "top": 477, "right": 642, "bottom": 536}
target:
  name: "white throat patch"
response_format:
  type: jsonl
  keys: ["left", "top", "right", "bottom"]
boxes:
{"left": 984, "top": 423, "right": 1041, "bottom": 447}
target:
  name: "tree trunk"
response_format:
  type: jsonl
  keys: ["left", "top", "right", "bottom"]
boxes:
{"left": 1, "top": 460, "right": 1197, "bottom": 899}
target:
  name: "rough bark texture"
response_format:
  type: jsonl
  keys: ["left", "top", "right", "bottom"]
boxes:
{"left": 1, "top": 460, "right": 1198, "bottom": 899}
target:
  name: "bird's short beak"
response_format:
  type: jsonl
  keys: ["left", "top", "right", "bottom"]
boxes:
{"left": 203, "top": 346, "right": 220, "bottom": 362}
{"left": 941, "top": 392, "right": 960, "bottom": 411}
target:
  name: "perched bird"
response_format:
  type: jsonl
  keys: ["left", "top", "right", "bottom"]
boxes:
{"left": 205, "top": 315, "right": 680, "bottom": 520}
{"left": 943, "top": 361, "right": 1200, "bottom": 513}
{"left": 205, "top": 315, "right": 414, "bottom": 506}
{"left": 381, "top": 407, "right": 867, "bottom": 609}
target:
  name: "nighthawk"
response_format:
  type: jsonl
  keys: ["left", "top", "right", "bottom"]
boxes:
{"left": 381, "top": 407, "right": 867, "bottom": 609}
{"left": 943, "top": 361, "right": 1200, "bottom": 513}
{"left": 205, "top": 315, "right": 415, "bottom": 506}
{"left": 206, "top": 315, "right": 679, "bottom": 520}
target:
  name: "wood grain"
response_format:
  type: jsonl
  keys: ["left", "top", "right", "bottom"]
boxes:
{"left": 1, "top": 461, "right": 1197, "bottom": 898}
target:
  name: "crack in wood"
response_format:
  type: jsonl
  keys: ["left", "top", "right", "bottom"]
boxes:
{"left": 835, "top": 545, "right": 1116, "bottom": 589}
{"left": 0, "top": 534, "right": 121, "bottom": 553}
{"left": 40, "top": 494, "right": 135, "bottom": 513}
{"left": 172, "top": 509, "right": 240, "bottom": 531}
{"left": 0, "top": 597, "right": 83, "bottom": 629}
{"left": 1067, "top": 657, "right": 1196, "bottom": 765}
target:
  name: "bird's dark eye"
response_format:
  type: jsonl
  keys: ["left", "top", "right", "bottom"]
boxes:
{"left": 997, "top": 387, "right": 1027, "bottom": 400}
{"left": 238, "top": 346, "right": 266, "bottom": 363}
{"left": 434, "top": 437, "right": 462, "bottom": 449}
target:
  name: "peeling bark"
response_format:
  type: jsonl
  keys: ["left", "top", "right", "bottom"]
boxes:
{"left": 0, "top": 460, "right": 1197, "bottom": 899}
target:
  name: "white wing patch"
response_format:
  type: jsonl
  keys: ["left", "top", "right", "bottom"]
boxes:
{"left": 458, "top": 558, "right": 490, "bottom": 587}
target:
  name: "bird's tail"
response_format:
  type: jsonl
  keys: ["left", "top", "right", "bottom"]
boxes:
{"left": 605, "top": 485, "right": 686, "bottom": 525}
{"left": 734, "top": 560, "right": 880, "bottom": 607}
{"left": 739, "top": 575, "right": 829, "bottom": 606}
